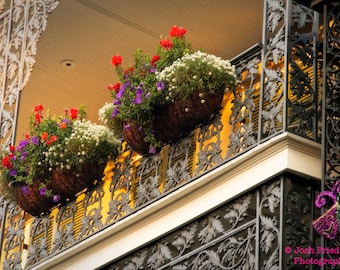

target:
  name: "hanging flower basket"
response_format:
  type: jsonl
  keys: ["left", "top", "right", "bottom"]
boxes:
{"left": 122, "top": 122, "right": 151, "bottom": 155}
{"left": 1, "top": 104, "right": 121, "bottom": 217}
{"left": 13, "top": 162, "right": 103, "bottom": 217}
{"left": 102, "top": 26, "right": 236, "bottom": 155}
{"left": 153, "top": 91, "right": 224, "bottom": 143}
{"left": 51, "top": 162, "right": 103, "bottom": 200}
{"left": 14, "top": 178, "right": 55, "bottom": 217}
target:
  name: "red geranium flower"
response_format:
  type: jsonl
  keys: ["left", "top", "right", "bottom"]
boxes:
{"left": 41, "top": 131, "right": 48, "bottom": 142}
{"left": 60, "top": 122, "right": 67, "bottom": 129}
{"left": 33, "top": 104, "right": 44, "bottom": 124}
{"left": 160, "top": 39, "right": 172, "bottom": 50}
{"left": 111, "top": 54, "right": 122, "bottom": 66}
{"left": 113, "top": 83, "right": 121, "bottom": 92}
{"left": 169, "top": 26, "right": 187, "bottom": 38}
{"left": 9, "top": 145, "right": 15, "bottom": 153}
{"left": 124, "top": 67, "right": 134, "bottom": 75}
{"left": 2, "top": 156, "right": 13, "bottom": 169}
{"left": 107, "top": 82, "right": 121, "bottom": 92}
{"left": 70, "top": 108, "right": 78, "bottom": 119}
{"left": 34, "top": 104, "right": 44, "bottom": 113}
{"left": 46, "top": 135, "right": 57, "bottom": 145}
{"left": 151, "top": 55, "right": 160, "bottom": 66}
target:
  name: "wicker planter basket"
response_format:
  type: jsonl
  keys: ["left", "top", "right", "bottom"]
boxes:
{"left": 51, "top": 162, "right": 102, "bottom": 199}
{"left": 14, "top": 162, "right": 103, "bottom": 217}
{"left": 123, "top": 122, "right": 150, "bottom": 155}
{"left": 153, "top": 91, "right": 224, "bottom": 143}
{"left": 14, "top": 178, "right": 55, "bottom": 217}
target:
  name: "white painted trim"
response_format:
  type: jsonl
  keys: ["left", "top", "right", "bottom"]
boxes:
{"left": 34, "top": 132, "right": 321, "bottom": 270}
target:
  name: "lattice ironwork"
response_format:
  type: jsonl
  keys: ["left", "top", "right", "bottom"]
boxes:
{"left": 320, "top": 3, "right": 340, "bottom": 268}
{"left": 227, "top": 50, "right": 260, "bottom": 158}
{"left": 261, "top": 0, "right": 287, "bottom": 138}
{"left": 287, "top": 3, "right": 321, "bottom": 142}
{"left": 0, "top": 0, "right": 59, "bottom": 150}
{"left": 322, "top": 2, "right": 340, "bottom": 191}
{"left": 101, "top": 174, "right": 319, "bottom": 270}
{"left": 282, "top": 175, "right": 321, "bottom": 269}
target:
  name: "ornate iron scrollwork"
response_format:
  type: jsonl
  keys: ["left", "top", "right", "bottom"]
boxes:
{"left": 102, "top": 178, "right": 285, "bottom": 270}
{"left": 0, "top": 0, "right": 59, "bottom": 150}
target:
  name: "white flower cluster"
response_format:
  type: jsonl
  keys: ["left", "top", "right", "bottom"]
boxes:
{"left": 70, "top": 120, "right": 118, "bottom": 145}
{"left": 46, "top": 120, "right": 121, "bottom": 170}
{"left": 157, "top": 51, "right": 236, "bottom": 82}
{"left": 156, "top": 51, "right": 237, "bottom": 102}
{"left": 98, "top": 102, "right": 114, "bottom": 125}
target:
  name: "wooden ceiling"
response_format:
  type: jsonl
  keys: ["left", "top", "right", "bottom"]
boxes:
{"left": 15, "top": 0, "right": 263, "bottom": 141}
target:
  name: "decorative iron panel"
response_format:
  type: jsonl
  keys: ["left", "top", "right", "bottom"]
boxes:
{"left": 287, "top": 3, "right": 321, "bottom": 141}
{"left": 0, "top": 0, "right": 59, "bottom": 150}
{"left": 322, "top": 2, "right": 340, "bottom": 191}
{"left": 227, "top": 49, "right": 261, "bottom": 158}
{"left": 261, "top": 0, "right": 287, "bottom": 138}
{"left": 321, "top": 3, "right": 340, "bottom": 269}
{"left": 100, "top": 174, "right": 319, "bottom": 270}
{"left": 282, "top": 175, "right": 321, "bottom": 269}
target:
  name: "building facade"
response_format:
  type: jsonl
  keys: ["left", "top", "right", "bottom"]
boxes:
{"left": 0, "top": 0, "right": 339, "bottom": 269}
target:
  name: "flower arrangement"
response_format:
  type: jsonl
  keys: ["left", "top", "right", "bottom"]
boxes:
{"left": 102, "top": 26, "right": 192, "bottom": 154}
{"left": 156, "top": 51, "right": 237, "bottom": 102}
{"left": 0, "top": 104, "right": 121, "bottom": 205}
{"left": 103, "top": 25, "right": 237, "bottom": 155}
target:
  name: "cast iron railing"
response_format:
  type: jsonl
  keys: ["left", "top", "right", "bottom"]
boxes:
{"left": 0, "top": 1, "right": 325, "bottom": 269}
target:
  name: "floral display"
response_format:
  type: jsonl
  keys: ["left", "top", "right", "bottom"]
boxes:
{"left": 102, "top": 25, "right": 237, "bottom": 155}
{"left": 0, "top": 104, "right": 121, "bottom": 206}
{"left": 156, "top": 51, "right": 237, "bottom": 102}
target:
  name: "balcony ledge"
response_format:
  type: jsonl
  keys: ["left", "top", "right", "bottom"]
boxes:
{"left": 33, "top": 132, "right": 321, "bottom": 270}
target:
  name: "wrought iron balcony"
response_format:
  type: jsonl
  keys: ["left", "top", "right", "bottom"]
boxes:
{"left": 1, "top": 0, "right": 336, "bottom": 269}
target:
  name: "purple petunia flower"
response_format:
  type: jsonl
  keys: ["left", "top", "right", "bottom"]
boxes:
{"left": 61, "top": 118, "right": 71, "bottom": 125}
{"left": 16, "top": 139, "right": 29, "bottom": 151}
{"left": 21, "top": 185, "right": 29, "bottom": 195}
{"left": 39, "top": 187, "right": 47, "bottom": 196}
{"left": 113, "top": 99, "right": 121, "bottom": 105}
{"left": 20, "top": 151, "right": 27, "bottom": 161}
{"left": 116, "top": 82, "right": 130, "bottom": 99}
{"left": 133, "top": 95, "right": 142, "bottom": 104}
{"left": 9, "top": 169, "right": 17, "bottom": 177}
{"left": 31, "top": 136, "right": 39, "bottom": 145}
{"left": 115, "top": 89, "right": 125, "bottom": 99}
{"left": 149, "top": 67, "right": 156, "bottom": 73}
{"left": 149, "top": 146, "right": 157, "bottom": 154}
{"left": 112, "top": 107, "right": 119, "bottom": 117}
{"left": 124, "top": 123, "right": 131, "bottom": 130}
{"left": 53, "top": 195, "right": 61, "bottom": 203}
{"left": 156, "top": 81, "right": 165, "bottom": 90}
{"left": 133, "top": 85, "right": 144, "bottom": 104}
{"left": 145, "top": 92, "right": 151, "bottom": 99}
